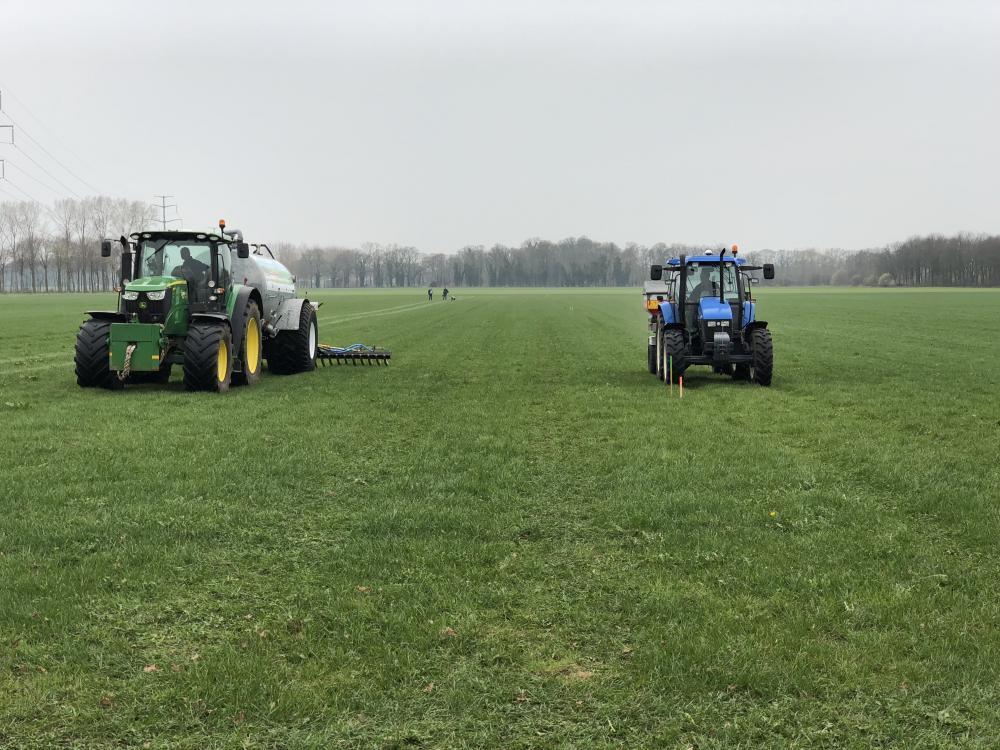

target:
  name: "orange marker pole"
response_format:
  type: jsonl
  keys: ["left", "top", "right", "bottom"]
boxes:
{"left": 679, "top": 375, "right": 684, "bottom": 399}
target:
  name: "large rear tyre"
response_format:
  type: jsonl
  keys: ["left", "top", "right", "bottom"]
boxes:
{"left": 661, "top": 329, "right": 686, "bottom": 384}
{"left": 75, "top": 319, "right": 123, "bottom": 390}
{"left": 183, "top": 323, "right": 233, "bottom": 393}
{"left": 750, "top": 328, "right": 773, "bottom": 386}
{"left": 232, "top": 301, "right": 263, "bottom": 387}
{"left": 267, "top": 303, "right": 317, "bottom": 375}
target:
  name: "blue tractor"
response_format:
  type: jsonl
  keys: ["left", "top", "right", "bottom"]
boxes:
{"left": 645, "top": 247, "right": 775, "bottom": 385}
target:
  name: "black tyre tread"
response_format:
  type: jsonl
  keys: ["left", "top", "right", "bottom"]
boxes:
{"left": 183, "top": 323, "right": 232, "bottom": 392}
{"left": 267, "top": 303, "right": 317, "bottom": 375}
{"left": 75, "top": 319, "right": 122, "bottom": 390}
{"left": 233, "top": 301, "right": 262, "bottom": 387}
{"left": 751, "top": 328, "right": 773, "bottom": 386}
{"left": 661, "top": 329, "right": 686, "bottom": 384}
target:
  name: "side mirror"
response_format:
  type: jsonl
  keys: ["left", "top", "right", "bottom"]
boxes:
{"left": 100, "top": 239, "right": 113, "bottom": 258}
{"left": 236, "top": 242, "right": 250, "bottom": 259}
{"left": 763, "top": 263, "right": 775, "bottom": 280}
{"left": 650, "top": 264, "right": 662, "bottom": 281}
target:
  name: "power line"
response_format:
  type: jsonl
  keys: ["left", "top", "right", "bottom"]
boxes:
{"left": 3, "top": 159, "right": 73, "bottom": 199}
{"left": 0, "top": 109, "right": 102, "bottom": 195}
{"left": 0, "top": 177, "right": 60, "bottom": 219}
{"left": 7, "top": 143, "right": 83, "bottom": 199}
{"left": 0, "top": 84, "right": 100, "bottom": 183}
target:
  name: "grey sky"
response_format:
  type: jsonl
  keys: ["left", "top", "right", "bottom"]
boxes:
{"left": 2, "top": 0, "right": 997, "bottom": 251}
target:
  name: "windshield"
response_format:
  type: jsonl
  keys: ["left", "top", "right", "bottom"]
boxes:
{"left": 685, "top": 262, "right": 739, "bottom": 302}
{"left": 137, "top": 240, "right": 218, "bottom": 282}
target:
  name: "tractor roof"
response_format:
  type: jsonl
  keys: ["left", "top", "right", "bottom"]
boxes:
{"left": 667, "top": 255, "right": 747, "bottom": 265}
{"left": 129, "top": 230, "right": 227, "bottom": 242}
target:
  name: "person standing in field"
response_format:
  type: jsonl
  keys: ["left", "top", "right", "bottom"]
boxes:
{"left": 442, "top": 288, "right": 449, "bottom": 301}
{"left": 428, "top": 288, "right": 433, "bottom": 301}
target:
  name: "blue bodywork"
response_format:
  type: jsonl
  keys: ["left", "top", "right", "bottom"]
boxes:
{"left": 699, "top": 297, "right": 733, "bottom": 321}
{"left": 668, "top": 255, "right": 747, "bottom": 266}
{"left": 660, "top": 257, "right": 754, "bottom": 331}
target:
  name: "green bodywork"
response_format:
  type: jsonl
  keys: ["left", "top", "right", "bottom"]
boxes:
{"left": 109, "top": 277, "right": 247, "bottom": 371}
{"left": 124, "top": 277, "right": 190, "bottom": 334}
{"left": 109, "top": 323, "right": 162, "bottom": 371}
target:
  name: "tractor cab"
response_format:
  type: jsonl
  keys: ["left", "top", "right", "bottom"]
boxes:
{"left": 646, "top": 247, "right": 776, "bottom": 385}
{"left": 114, "top": 230, "right": 248, "bottom": 326}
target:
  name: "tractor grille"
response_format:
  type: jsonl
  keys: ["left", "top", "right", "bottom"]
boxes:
{"left": 702, "top": 319, "right": 731, "bottom": 340}
{"left": 122, "top": 289, "right": 172, "bottom": 324}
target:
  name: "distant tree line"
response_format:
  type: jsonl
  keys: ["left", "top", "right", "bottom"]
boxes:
{"left": 279, "top": 234, "right": 1000, "bottom": 290}
{"left": 0, "top": 197, "right": 155, "bottom": 293}
{"left": 1, "top": 197, "right": 998, "bottom": 291}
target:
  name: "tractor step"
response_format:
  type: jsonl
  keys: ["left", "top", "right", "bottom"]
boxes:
{"left": 316, "top": 344, "right": 391, "bottom": 366}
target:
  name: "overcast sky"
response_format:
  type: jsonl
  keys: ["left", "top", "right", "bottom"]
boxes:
{"left": 1, "top": 0, "right": 997, "bottom": 251}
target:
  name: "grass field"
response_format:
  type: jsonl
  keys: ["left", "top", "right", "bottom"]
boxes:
{"left": 1, "top": 287, "right": 999, "bottom": 748}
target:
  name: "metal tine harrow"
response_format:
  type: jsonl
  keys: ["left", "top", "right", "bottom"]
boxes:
{"left": 316, "top": 343, "right": 392, "bottom": 366}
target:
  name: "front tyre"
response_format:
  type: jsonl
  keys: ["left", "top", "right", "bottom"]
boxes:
{"left": 183, "top": 323, "right": 233, "bottom": 393}
{"left": 661, "top": 329, "right": 686, "bottom": 384}
{"left": 75, "top": 319, "right": 123, "bottom": 390}
{"left": 750, "top": 328, "right": 773, "bottom": 386}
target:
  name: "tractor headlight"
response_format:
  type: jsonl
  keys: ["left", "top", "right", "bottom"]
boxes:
{"left": 146, "top": 290, "right": 166, "bottom": 301}
{"left": 121, "top": 291, "right": 139, "bottom": 301}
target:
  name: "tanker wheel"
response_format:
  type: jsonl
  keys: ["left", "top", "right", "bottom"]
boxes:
{"left": 750, "top": 328, "right": 773, "bottom": 386}
{"left": 183, "top": 323, "right": 233, "bottom": 393}
{"left": 232, "top": 301, "right": 263, "bottom": 386}
{"left": 75, "top": 319, "right": 123, "bottom": 390}
{"left": 661, "top": 329, "right": 686, "bottom": 385}
{"left": 267, "top": 303, "right": 317, "bottom": 375}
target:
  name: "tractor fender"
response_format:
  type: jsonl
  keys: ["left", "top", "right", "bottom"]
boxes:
{"left": 228, "top": 286, "right": 264, "bottom": 357}
{"left": 745, "top": 320, "right": 769, "bottom": 331}
{"left": 86, "top": 310, "right": 127, "bottom": 322}
{"left": 190, "top": 312, "right": 231, "bottom": 329}
{"left": 268, "top": 297, "right": 314, "bottom": 332}
{"left": 658, "top": 301, "right": 677, "bottom": 325}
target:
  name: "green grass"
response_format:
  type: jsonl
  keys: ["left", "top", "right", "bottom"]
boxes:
{"left": 1, "top": 287, "right": 999, "bottom": 748}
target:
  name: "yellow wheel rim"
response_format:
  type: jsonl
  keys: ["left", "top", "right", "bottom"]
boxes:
{"left": 217, "top": 339, "right": 228, "bottom": 382}
{"left": 246, "top": 318, "right": 260, "bottom": 374}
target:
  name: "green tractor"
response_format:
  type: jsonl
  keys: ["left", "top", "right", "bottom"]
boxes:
{"left": 75, "top": 221, "right": 318, "bottom": 392}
